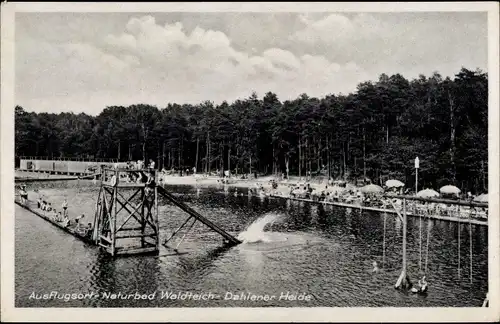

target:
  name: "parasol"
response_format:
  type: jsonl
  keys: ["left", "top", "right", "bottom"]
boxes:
{"left": 473, "top": 193, "right": 488, "bottom": 203}
{"left": 385, "top": 179, "right": 405, "bottom": 188}
{"left": 360, "top": 184, "right": 384, "bottom": 194}
{"left": 416, "top": 188, "right": 440, "bottom": 198}
{"left": 439, "top": 185, "right": 461, "bottom": 195}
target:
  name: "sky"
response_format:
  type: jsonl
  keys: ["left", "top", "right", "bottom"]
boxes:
{"left": 15, "top": 11, "right": 488, "bottom": 115}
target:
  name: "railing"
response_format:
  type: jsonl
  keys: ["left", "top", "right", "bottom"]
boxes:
{"left": 383, "top": 194, "right": 488, "bottom": 208}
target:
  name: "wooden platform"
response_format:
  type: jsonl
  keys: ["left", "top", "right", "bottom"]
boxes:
{"left": 15, "top": 200, "right": 94, "bottom": 244}
{"left": 15, "top": 176, "right": 79, "bottom": 182}
{"left": 102, "top": 182, "right": 148, "bottom": 188}
{"left": 269, "top": 194, "right": 488, "bottom": 226}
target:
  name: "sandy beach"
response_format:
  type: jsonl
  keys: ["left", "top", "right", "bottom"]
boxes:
{"left": 159, "top": 173, "right": 337, "bottom": 191}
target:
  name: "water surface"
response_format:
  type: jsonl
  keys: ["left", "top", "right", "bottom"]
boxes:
{"left": 15, "top": 181, "right": 488, "bottom": 307}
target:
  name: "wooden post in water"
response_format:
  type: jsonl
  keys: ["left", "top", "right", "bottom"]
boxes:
{"left": 141, "top": 184, "right": 145, "bottom": 248}
{"left": 458, "top": 205, "right": 461, "bottom": 278}
{"left": 111, "top": 169, "right": 118, "bottom": 256}
{"left": 154, "top": 171, "right": 160, "bottom": 252}
{"left": 395, "top": 198, "right": 411, "bottom": 290}
{"left": 402, "top": 198, "right": 408, "bottom": 282}
{"left": 469, "top": 213, "right": 473, "bottom": 283}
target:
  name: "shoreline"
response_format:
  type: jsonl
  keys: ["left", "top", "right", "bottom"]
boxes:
{"left": 159, "top": 174, "right": 331, "bottom": 189}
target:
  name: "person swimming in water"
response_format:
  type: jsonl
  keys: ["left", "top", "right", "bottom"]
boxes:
{"left": 418, "top": 276, "right": 428, "bottom": 292}
{"left": 372, "top": 261, "right": 380, "bottom": 273}
{"left": 411, "top": 275, "right": 428, "bottom": 293}
{"left": 62, "top": 199, "right": 68, "bottom": 217}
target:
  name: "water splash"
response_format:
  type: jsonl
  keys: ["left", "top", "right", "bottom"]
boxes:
{"left": 237, "top": 212, "right": 283, "bottom": 244}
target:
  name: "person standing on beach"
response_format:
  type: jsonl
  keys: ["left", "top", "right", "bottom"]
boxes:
{"left": 62, "top": 199, "right": 68, "bottom": 217}
{"left": 19, "top": 186, "right": 28, "bottom": 204}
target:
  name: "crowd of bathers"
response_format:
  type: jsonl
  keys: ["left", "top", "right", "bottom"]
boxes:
{"left": 17, "top": 185, "right": 93, "bottom": 237}
{"left": 247, "top": 180, "right": 488, "bottom": 220}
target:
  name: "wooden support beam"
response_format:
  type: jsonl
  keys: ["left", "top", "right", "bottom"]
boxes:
{"left": 98, "top": 243, "right": 109, "bottom": 249}
{"left": 99, "top": 235, "right": 112, "bottom": 243}
{"left": 155, "top": 186, "right": 160, "bottom": 251}
{"left": 116, "top": 191, "right": 156, "bottom": 231}
{"left": 164, "top": 216, "right": 193, "bottom": 245}
{"left": 115, "top": 199, "right": 144, "bottom": 232}
{"left": 114, "top": 188, "right": 141, "bottom": 216}
{"left": 115, "top": 191, "right": 143, "bottom": 224}
{"left": 116, "top": 233, "right": 157, "bottom": 239}
{"left": 115, "top": 246, "right": 158, "bottom": 256}
{"left": 112, "top": 171, "right": 118, "bottom": 256}
{"left": 120, "top": 227, "right": 143, "bottom": 231}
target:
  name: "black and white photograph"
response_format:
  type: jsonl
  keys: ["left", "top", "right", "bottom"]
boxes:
{"left": 1, "top": 2, "right": 499, "bottom": 322}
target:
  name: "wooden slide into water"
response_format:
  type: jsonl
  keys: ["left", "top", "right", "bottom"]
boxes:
{"left": 157, "top": 186, "right": 241, "bottom": 246}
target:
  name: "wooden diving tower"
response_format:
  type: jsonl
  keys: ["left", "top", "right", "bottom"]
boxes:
{"left": 92, "top": 166, "right": 241, "bottom": 257}
{"left": 92, "top": 167, "right": 160, "bottom": 256}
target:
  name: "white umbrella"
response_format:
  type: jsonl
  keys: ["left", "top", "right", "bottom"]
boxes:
{"left": 474, "top": 193, "right": 488, "bottom": 203}
{"left": 440, "top": 185, "right": 461, "bottom": 195}
{"left": 385, "top": 179, "right": 405, "bottom": 188}
{"left": 416, "top": 188, "right": 440, "bottom": 198}
{"left": 360, "top": 184, "right": 384, "bottom": 194}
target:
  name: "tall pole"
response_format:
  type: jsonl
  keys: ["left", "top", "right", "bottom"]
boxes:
{"left": 416, "top": 168, "right": 418, "bottom": 195}
{"left": 402, "top": 198, "right": 407, "bottom": 277}
{"left": 415, "top": 157, "right": 419, "bottom": 194}
{"left": 395, "top": 197, "right": 409, "bottom": 290}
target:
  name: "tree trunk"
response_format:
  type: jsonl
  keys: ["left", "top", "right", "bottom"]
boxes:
{"left": 162, "top": 142, "right": 165, "bottom": 170}
{"left": 235, "top": 146, "right": 239, "bottom": 176}
{"left": 228, "top": 145, "right": 231, "bottom": 176}
{"left": 142, "top": 141, "right": 146, "bottom": 163}
{"left": 220, "top": 143, "right": 224, "bottom": 177}
{"left": 448, "top": 90, "right": 456, "bottom": 182}
{"left": 205, "top": 132, "right": 210, "bottom": 173}
{"left": 298, "top": 136, "right": 302, "bottom": 179}
{"left": 386, "top": 123, "right": 389, "bottom": 144}
{"left": 117, "top": 139, "right": 121, "bottom": 161}
{"left": 317, "top": 139, "right": 321, "bottom": 173}
{"left": 306, "top": 138, "right": 309, "bottom": 180}
{"left": 178, "top": 142, "right": 181, "bottom": 169}
{"left": 156, "top": 142, "right": 160, "bottom": 169}
{"left": 326, "top": 136, "right": 330, "bottom": 179}
{"left": 363, "top": 126, "right": 366, "bottom": 179}
{"left": 481, "top": 160, "right": 486, "bottom": 191}
{"left": 195, "top": 137, "right": 199, "bottom": 174}
{"left": 342, "top": 143, "right": 346, "bottom": 178}
{"left": 285, "top": 155, "right": 289, "bottom": 179}
{"left": 180, "top": 136, "right": 184, "bottom": 170}
{"left": 347, "top": 135, "right": 350, "bottom": 165}
{"left": 272, "top": 143, "right": 276, "bottom": 176}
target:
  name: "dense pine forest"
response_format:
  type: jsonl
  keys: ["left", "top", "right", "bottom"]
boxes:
{"left": 15, "top": 68, "right": 488, "bottom": 193}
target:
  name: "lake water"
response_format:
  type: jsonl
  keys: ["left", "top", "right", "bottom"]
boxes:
{"left": 15, "top": 180, "right": 488, "bottom": 307}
